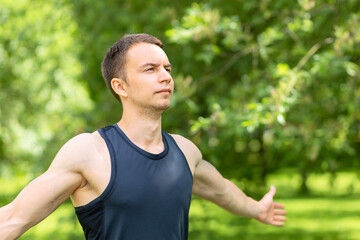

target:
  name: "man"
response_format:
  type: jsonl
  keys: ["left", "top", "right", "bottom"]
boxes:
{"left": 0, "top": 33, "right": 286, "bottom": 240}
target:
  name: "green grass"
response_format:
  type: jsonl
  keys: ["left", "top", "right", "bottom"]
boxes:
{"left": 188, "top": 170, "right": 360, "bottom": 240}
{"left": 189, "top": 197, "right": 360, "bottom": 240}
{"left": 1, "top": 171, "right": 360, "bottom": 239}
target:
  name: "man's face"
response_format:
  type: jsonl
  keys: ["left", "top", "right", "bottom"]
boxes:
{"left": 123, "top": 42, "right": 174, "bottom": 113}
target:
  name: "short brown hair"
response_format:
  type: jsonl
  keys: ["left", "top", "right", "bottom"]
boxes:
{"left": 101, "top": 33, "right": 164, "bottom": 102}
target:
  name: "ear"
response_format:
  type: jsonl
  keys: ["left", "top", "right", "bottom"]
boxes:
{"left": 111, "top": 77, "right": 128, "bottom": 98}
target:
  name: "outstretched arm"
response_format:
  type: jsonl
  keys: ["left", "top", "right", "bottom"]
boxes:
{"left": 0, "top": 134, "right": 90, "bottom": 240}
{"left": 193, "top": 159, "right": 286, "bottom": 226}
{"left": 171, "top": 134, "right": 286, "bottom": 225}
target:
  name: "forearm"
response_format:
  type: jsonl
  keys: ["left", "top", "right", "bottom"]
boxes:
{"left": 0, "top": 171, "right": 78, "bottom": 239}
{"left": 193, "top": 160, "right": 262, "bottom": 218}
{"left": 193, "top": 159, "right": 286, "bottom": 225}
{"left": 212, "top": 179, "right": 261, "bottom": 218}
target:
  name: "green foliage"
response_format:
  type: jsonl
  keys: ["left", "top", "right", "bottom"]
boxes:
{"left": 1, "top": 0, "right": 360, "bottom": 237}
{"left": 0, "top": 0, "right": 93, "bottom": 172}
{"left": 1, "top": 0, "right": 359, "bottom": 193}
{"left": 165, "top": 1, "right": 360, "bottom": 188}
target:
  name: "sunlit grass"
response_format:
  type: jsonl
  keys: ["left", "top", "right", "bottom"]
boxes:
{"left": 189, "top": 197, "right": 360, "bottom": 240}
{"left": 267, "top": 170, "right": 360, "bottom": 196}
{"left": 189, "top": 170, "right": 360, "bottom": 240}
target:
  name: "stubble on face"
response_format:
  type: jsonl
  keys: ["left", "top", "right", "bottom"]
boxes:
{"left": 123, "top": 43, "right": 174, "bottom": 117}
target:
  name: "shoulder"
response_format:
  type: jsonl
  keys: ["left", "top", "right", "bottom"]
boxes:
{"left": 170, "top": 134, "right": 202, "bottom": 170}
{"left": 57, "top": 132, "right": 102, "bottom": 157}
{"left": 49, "top": 131, "right": 105, "bottom": 172}
{"left": 62, "top": 131, "right": 103, "bottom": 150}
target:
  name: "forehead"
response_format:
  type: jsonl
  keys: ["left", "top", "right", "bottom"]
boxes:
{"left": 126, "top": 42, "right": 170, "bottom": 66}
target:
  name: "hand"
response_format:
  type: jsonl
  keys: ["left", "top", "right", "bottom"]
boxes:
{"left": 256, "top": 186, "right": 287, "bottom": 226}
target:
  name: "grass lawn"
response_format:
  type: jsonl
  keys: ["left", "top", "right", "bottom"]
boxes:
{"left": 189, "top": 196, "right": 360, "bottom": 240}
{"left": 1, "top": 171, "right": 360, "bottom": 240}
{"left": 189, "top": 171, "right": 360, "bottom": 240}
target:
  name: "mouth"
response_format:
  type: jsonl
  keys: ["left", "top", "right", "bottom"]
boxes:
{"left": 156, "top": 88, "right": 172, "bottom": 94}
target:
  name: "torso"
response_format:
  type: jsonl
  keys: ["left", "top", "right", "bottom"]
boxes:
{"left": 70, "top": 130, "right": 199, "bottom": 208}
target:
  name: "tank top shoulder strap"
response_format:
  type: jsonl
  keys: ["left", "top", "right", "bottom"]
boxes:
{"left": 96, "top": 125, "right": 118, "bottom": 201}
{"left": 162, "top": 132, "right": 193, "bottom": 180}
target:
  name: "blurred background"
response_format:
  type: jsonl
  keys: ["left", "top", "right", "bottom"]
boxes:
{"left": 1, "top": 0, "right": 360, "bottom": 239}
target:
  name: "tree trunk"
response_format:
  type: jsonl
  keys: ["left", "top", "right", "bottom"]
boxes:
{"left": 300, "top": 169, "right": 310, "bottom": 194}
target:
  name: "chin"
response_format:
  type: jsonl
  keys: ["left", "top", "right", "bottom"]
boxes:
{"left": 157, "top": 104, "right": 171, "bottom": 111}
{"left": 143, "top": 103, "right": 170, "bottom": 114}
{"left": 156, "top": 100, "right": 171, "bottom": 110}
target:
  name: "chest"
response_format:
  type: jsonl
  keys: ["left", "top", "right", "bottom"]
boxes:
{"left": 106, "top": 144, "right": 193, "bottom": 209}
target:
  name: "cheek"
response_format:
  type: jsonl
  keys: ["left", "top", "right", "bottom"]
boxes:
{"left": 130, "top": 76, "right": 151, "bottom": 91}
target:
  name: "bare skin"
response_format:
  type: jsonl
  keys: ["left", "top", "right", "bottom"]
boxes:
{"left": 0, "top": 42, "right": 286, "bottom": 240}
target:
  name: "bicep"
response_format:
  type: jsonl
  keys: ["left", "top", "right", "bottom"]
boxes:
{"left": 192, "top": 159, "right": 227, "bottom": 201}
{"left": 7, "top": 135, "right": 90, "bottom": 228}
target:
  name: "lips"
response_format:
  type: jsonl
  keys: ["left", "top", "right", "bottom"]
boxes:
{"left": 156, "top": 88, "right": 172, "bottom": 94}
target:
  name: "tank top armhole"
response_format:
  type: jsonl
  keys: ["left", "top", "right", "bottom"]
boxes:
{"left": 164, "top": 132, "right": 193, "bottom": 181}
{"left": 75, "top": 127, "right": 117, "bottom": 213}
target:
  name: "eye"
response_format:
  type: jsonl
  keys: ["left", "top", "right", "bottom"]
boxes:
{"left": 145, "top": 67, "right": 154, "bottom": 72}
{"left": 165, "top": 68, "right": 172, "bottom": 73}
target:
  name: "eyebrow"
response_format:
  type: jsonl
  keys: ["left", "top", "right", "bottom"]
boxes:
{"left": 140, "top": 62, "right": 172, "bottom": 69}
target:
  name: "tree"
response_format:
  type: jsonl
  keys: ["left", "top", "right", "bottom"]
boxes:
{"left": 165, "top": 1, "right": 360, "bottom": 192}
{"left": 0, "top": 0, "right": 93, "bottom": 174}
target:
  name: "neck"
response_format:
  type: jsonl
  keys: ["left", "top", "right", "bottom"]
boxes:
{"left": 117, "top": 107, "right": 164, "bottom": 154}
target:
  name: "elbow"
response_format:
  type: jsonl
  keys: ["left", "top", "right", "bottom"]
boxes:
{"left": 216, "top": 189, "right": 231, "bottom": 207}
{"left": 193, "top": 174, "right": 232, "bottom": 207}
{"left": 210, "top": 179, "right": 232, "bottom": 207}
{"left": 0, "top": 204, "right": 28, "bottom": 240}
{"left": 0, "top": 203, "right": 15, "bottom": 227}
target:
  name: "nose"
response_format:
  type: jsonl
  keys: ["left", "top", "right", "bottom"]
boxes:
{"left": 159, "top": 67, "right": 172, "bottom": 83}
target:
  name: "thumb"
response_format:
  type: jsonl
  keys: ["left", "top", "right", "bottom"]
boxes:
{"left": 268, "top": 185, "right": 276, "bottom": 197}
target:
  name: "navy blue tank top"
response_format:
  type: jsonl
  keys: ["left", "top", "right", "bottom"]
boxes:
{"left": 75, "top": 124, "right": 193, "bottom": 240}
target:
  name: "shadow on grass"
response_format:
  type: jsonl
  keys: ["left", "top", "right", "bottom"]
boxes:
{"left": 189, "top": 229, "right": 350, "bottom": 240}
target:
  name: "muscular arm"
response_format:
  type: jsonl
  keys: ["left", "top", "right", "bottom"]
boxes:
{"left": 193, "top": 159, "right": 261, "bottom": 218}
{"left": 0, "top": 134, "right": 91, "bottom": 240}
{"left": 172, "top": 134, "right": 286, "bottom": 226}
{"left": 194, "top": 159, "right": 286, "bottom": 225}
